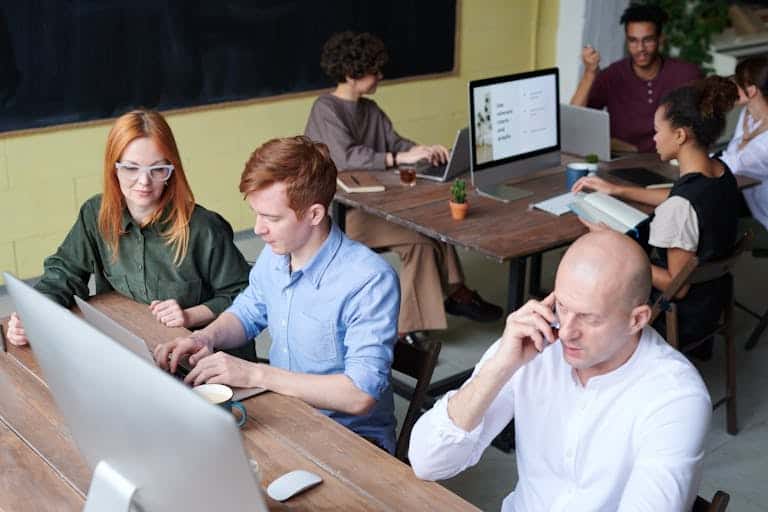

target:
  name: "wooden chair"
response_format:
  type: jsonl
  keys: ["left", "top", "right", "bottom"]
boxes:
{"left": 391, "top": 335, "right": 441, "bottom": 462}
{"left": 692, "top": 490, "right": 730, "bottom": 512}
{"left": 735, "top": 220, "right": 768, "bottom": 350}
{"left": 650, "top": 233, "right": 750, "bottom": 435}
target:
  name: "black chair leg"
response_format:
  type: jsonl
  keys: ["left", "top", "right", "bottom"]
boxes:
{"left": 745, "top": 308, "right": 768, "bottom": 350}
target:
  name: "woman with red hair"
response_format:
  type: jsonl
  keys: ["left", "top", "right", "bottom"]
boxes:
{"left": 7, "top": 110, "right": 250, "bottom": 346}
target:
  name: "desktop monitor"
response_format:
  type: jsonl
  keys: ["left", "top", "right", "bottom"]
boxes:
{"left": 468, "top": 67, "right": 561, "bottom": 202}
{"left": 4, "top": 273, "right": 268, "bottom": 512}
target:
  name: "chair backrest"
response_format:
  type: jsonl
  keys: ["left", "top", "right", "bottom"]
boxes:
{"left": 650, "top": 232, "right": 751, "bottom": 327}
{"left": 391, "top": 336, "right": 441, "bottom": 462}
{"left": 689, "top": 232, "right": 751, "bottom": 285}
{"left": 692, "top": 490, "right": 730, "bottom": 512}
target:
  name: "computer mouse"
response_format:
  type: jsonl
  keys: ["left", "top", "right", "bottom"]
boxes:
{"left": 266, "top": 469, "right": 323, "bottom": 502}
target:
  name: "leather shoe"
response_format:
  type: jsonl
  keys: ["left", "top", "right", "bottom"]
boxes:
{"left": 444, "top": 288, "right": 503, "bottom": 323}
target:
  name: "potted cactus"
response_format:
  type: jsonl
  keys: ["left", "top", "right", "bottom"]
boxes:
{"left": 449, "top": 178, "right": 469, "bottom": 220}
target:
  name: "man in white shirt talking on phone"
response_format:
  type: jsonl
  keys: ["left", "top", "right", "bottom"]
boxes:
{"left": 409, "top": 231, "right": 711, "bottom": 511}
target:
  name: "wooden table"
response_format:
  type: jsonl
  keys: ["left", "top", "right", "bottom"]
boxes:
{"left": 333, "top": 154, "right": 759, "bottom": 426}
{"left": 0, "top": 294, "right": 477, "bottom": 511}
{"left": 333, "top": 153, "right": 758, "bottom": 314}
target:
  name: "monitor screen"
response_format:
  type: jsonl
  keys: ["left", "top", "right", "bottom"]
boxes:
{"left": 469, "top": 68, "right": 560, "bottom": 170}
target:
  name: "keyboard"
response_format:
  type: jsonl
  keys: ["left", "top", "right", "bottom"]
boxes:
{"left": 416, "top": 163, "right": 447, "bottom": 179}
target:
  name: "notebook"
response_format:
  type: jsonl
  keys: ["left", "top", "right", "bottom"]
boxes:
{"left": 337, "top": 172, "right": 385, "bottom": 193}
{"left": 569, "top": 192, "right": 649, "bottom": 234}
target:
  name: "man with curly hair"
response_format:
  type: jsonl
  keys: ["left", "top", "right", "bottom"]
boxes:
{"left": 305, "top": 31, "right": 502, "bottom": 340}
{"left": 570, "top": 3, "right": 700, "bottom": 152}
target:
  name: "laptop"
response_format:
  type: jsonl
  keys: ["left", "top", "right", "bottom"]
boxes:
{"left": 75, "top": 296, "right": 266, "bottom": 401}
{"left": 415, "top": 127, "right": 470, "bottom": 181}
{"left": 560, "top": 104, "right": 611, "bottom": 162}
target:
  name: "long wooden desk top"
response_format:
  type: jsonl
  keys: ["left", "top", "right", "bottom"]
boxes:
{"left": 0, "top": 294, "right": 477, "bottom": 511}
{"left": 334, "top": 153, "right": 759, "bottom": 263}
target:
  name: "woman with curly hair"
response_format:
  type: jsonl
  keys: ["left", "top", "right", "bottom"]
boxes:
{"left": 305, "top": 31, "right": 502, "bottom": 339}
{"left": 572, "top": 76, "right": 740, "bottom": 348}
{"left": 7, "top": 110, "right": 250, "bottom": 346}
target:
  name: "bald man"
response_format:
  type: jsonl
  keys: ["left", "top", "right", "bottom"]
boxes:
{"left": 409, "top": 232, "right": 711, "bottom": 511}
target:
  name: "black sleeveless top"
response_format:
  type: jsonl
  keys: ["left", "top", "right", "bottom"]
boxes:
{"left": 651, "top": 162, "right": 739, "bottom": 344}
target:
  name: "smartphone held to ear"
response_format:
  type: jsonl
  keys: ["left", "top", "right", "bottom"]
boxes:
{"left": 540, "top": 319, "right": 561, "bottom": 352}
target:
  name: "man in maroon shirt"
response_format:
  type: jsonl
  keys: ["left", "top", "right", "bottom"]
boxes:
{"left": 570, "top": 4, "right": 701, "bottom": 153}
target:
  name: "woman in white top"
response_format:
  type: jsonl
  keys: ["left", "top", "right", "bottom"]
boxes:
{"left": 720, "top": 56, "right": 768, "bottom": 231}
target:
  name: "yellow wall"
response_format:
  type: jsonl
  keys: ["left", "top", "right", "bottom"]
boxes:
{"left": 0, "top": 0, "right": 558, "bottom": 282}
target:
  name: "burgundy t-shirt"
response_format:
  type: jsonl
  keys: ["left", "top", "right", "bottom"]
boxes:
{"left": 587, "top": 57, "right": 701, "bottom": 152}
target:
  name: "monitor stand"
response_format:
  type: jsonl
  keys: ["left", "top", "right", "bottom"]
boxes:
{"left": 84, "top": 461, "right": 138, "bottom": 512}
{"left": 475, "top": 183, "right": 534, "bottom": 203}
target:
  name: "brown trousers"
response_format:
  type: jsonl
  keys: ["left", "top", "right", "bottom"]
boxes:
{"left": 347, "top": 209, "right": 464, "bottom": 332}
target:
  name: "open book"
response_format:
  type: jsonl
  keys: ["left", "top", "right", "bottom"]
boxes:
{"left": 336, "top": 172, "right": 385, "bottom": 193}
{"left": 569, "top": 192, "right": 649, "bottom": 233}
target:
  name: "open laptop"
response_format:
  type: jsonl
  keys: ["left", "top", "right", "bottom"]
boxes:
{"left": 415, "top": 127, "right": 470, "bottom": 181}
{"left": 75, "top": 295, "right": 266, "bottom": 401}
{"left": 560, "top": 103, "right": 611, "bottom": 162}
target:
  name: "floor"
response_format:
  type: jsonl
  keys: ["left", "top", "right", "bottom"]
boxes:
{"left": 3, "top": 231, "right": 767, "bottom": 511}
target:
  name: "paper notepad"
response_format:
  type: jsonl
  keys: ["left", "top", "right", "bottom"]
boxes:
{"left": 336, "top": 172, "right": 385, "bottom": 193}
{"left": 532, "top": 192, "right": 575, "bottom": 216}
{"left": 569, "top": 192, "right": 648, "bottom": 233}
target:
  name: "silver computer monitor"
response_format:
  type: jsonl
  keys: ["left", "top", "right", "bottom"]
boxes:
{"left": 5, "top": 273, "right": 268, "bottom": 512}
{"left": 468, "top": 67, "right": 561, "bottom": 202}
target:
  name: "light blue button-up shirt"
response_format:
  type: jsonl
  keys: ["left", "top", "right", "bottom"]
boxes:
{"left": 227, "top": 223, "right": 400, "bottom": 452}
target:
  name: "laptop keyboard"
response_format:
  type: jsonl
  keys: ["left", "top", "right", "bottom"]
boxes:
{"left": 418, "top": 164, "right": 447, "bottom": 177}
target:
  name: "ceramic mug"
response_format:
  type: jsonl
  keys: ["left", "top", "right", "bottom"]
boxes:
{"left": 193, "top": 383, "right": 247, "bottom": 427}
{"left": 565, "top": 162, "right": 598, "bottom": 190}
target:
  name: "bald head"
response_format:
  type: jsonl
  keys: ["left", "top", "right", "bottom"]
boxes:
{"left": 558, "top": 232, "right": 651, "bottom": 310}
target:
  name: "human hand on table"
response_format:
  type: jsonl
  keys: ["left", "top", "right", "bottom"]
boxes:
{"left": 577, "top": 216, "right": 611, "bottom": 233}
{"left": 149, "top": 299, "right": 188, "bottom": 328}
{"left": 6, "top": 313, "right": 29, "bottom": 346}
{"left": 184, "top": 351, "right": 261, "bottom": 388}
{"left": 398, "top": 144, "right": 449, "bottom": 166}
{"left": 153, "top": 335, "right": 210, "bottom": 373}
{"left": 571, "top": 175, "right": 619, "bottom": 195}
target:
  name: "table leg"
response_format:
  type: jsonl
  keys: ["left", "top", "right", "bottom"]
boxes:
{"left": 331, "top": 201, "right": 347, "bottom": 233}
{"left": 392, "top": 249, "right": 527, "bottom": 456}
{"left": 507, "top": 257, "right": 527, "bottom": 313}
{"left": 529, "top": 253, "right": 543, "bottom": 298}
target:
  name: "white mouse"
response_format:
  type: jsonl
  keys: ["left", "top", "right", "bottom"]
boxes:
{"left": 266, "top": 469, "right": 323, "bottom": 501}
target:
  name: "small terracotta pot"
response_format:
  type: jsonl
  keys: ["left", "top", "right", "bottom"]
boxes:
{"left": 449, "top": 200, "right": 469, "bottom": 220}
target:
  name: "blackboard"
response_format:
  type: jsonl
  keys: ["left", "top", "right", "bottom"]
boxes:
{"left": 0, "top": 1, "right": 457, "bottom": 133}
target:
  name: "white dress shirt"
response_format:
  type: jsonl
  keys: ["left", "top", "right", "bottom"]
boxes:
{"left": 721, "top": 107, "right": 768, "bottom": 230}
{"left": 409, "top": 327, "right": 711, "bottom": 512}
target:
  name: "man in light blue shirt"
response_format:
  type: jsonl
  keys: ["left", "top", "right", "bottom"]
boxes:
{"left": 155, "top": 136, "right": 400, "bottom": 452}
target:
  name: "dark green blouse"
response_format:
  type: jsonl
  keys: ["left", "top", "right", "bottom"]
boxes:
{"left": 35, "top": 195, "right": 250, "bottom": 315}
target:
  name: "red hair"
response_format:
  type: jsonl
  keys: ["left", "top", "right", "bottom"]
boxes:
{"left": 239, "top": 136, "right": 337, "bottom": 218}
{"left": 98, "top": 110, "right": 195, "bottom": 264}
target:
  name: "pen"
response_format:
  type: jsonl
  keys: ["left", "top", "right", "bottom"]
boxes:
{"left": 350, "top": 175, "right": 361, "bottom": 186}
{"left": 645, "top": 182, "right": 673, "bottom": 189}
